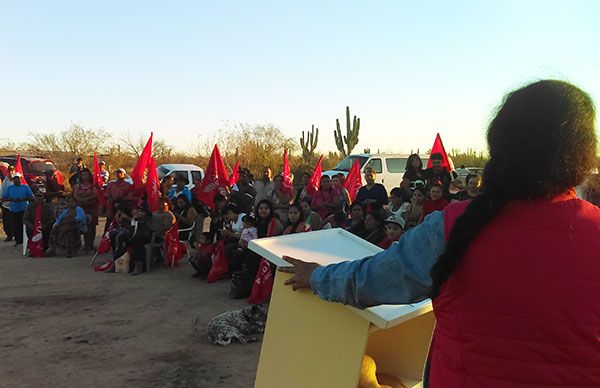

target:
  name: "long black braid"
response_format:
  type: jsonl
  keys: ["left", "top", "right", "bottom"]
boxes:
{"left": 430, "top": 80, "right": 597, "bottom": 298}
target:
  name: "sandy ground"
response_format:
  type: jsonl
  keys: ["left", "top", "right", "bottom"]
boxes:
{"left": 0, "top": 219, "right": 261, "bottom": 388}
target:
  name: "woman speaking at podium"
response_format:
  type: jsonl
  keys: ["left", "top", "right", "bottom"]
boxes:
{"left": 282, "top": 80, "right": 600, "bottom": 387}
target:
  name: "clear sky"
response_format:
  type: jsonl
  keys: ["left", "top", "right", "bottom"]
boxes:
{"left": 1, "top": 0, "right": 599, "bottom": 155}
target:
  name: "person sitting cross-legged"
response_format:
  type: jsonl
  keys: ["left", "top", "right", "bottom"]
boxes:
{"left": 46, "top": 196, "right": 87, "bottom": 258}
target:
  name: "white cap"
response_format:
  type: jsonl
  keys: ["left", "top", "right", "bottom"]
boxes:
{"left": 385, "top": 215, "right": 405, "bottom": 229}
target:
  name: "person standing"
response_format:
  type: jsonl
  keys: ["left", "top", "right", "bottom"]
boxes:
{"left": 1, "top": 174, "right": 34, "bottom": 247}
{"left": 254, "top": 167, "right": 274, "bottom": 207}
{"left": 99, "top": 161, "right": 110, "bottom": 186}
{"left": 105, "top": 168, "right": 135, "bottom": 227}
{"left": 73, "top": 168, "right": 99, "bottom": 252}
{"left": 68, "top": 157, "right": 86, "bottom": 187}
{"left": 280, "top": 80, "right": 600, "bottom": 387}
{"left": 0, "top": 165, "right": 16, "bottom": 241}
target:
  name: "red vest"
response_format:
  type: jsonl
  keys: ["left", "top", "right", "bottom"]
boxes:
{"left": 430, "top": 191, "right": 600, "bottom": 387}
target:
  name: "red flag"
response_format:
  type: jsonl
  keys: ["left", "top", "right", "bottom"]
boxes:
{"left": 229, "top": 161, "right": 240, "bottom": 188}
{"left": 165, "top": 224, "right": 185, "bottom": 267}
{"left": 343, "top": 158, "right": 362, "bottom": 202}
{"left": 93, "top": 153, "right": 107, "bottom": 208}
{"left": 207, "top": 239, "right": 228, "bottom": 282}
{"left": 93, "top": 260, "right": 114, "bottom": 272}
{"left": 146, "top": 157, "right": 160, "bottom": 213}
{"left": 97, "top": 219, "right": 117, "bottom": 254}
{"left": 306, "top": 154, "right": 323, "bottom": 197}
{"left": 196, "top": 145, "right": 230, "bottom": 209}
{"left": 247, "top": 218, "right": 278, "bottom": 304}
{"left": 14, "top": 154, "right": 28, "bottom": 186}
{"left": 427, "top": 133, "right": 454, "bottom": 171}
{"left": 282, "top": 149, "right": 293, "bottom": 196}
{"left": 28, "top": 204, "right": 45, "bottom": 257}
{"left": 130, "top": 132, "right": 153, "bottom": 193}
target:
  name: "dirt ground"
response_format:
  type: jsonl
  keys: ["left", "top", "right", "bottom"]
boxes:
{"left": 0, "top": 219, "right": 261, "bottom": 388}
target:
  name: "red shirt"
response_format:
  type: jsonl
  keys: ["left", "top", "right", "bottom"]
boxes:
{"left": 422, "top": 197, "right": 449, "bottom": 219}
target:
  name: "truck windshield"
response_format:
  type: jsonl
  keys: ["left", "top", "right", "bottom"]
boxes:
{"left": 333, "top": 156, "right": 369, "bottom": 172}
{"left": 28, "top": 161, "right": 57, "bottom": 173}
{"left": 157, "top": 165, "right": 170, "bottom": 180}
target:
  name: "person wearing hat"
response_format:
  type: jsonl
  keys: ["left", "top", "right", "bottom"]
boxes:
{"left": 0, "top": 165, "right": 16, "bottom": 241}
{"left": 22, "top": 192, "right": 56, "bottom": 252}
{"left": 105, "top": 168, "right": 135, "bottom": 229}
{"left": 229, "top": 167, "right": 256, "bottom": 214}
{"left": 99, "top": 160, "right": 110, "bottom": 186}
{"left": 1, "top": 174, "right": 34, "bottom": 246}
{"left": 167, "top": 175, "right": 192, "bottom": 203}
{"left": 378, "top": 214, "right": 405, "bottom": 249}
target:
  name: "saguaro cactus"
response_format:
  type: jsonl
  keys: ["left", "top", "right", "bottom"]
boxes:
{"left": 300, "top": 125, "right": 319, "bottom": 163}
{"left": 334, "top": 106, "right": 360, "bottom": 157}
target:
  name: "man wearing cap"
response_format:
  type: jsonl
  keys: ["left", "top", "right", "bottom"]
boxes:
{"left": 99, "top": 161, "right": 110, "bottom": 186}
{"left": 106, "top": 168, "right": 135, "bottom": 226}
{"left": 22, "top": 192, "right": 55, "bottom": 251}
{"left": 229, "top": 167, "right": 256, "bottom": 214}
{"left": 0, "top": 165, "right": 16, "bottom": 241}
{"left": 1, "top": 174, "right": 34, "bottom": 246}
{"left": 378, "top": 214, "right": 405, "bottom": 249}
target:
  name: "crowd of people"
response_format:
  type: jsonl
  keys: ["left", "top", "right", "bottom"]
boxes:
{"left": 1, "top": 148, "right": 597, "bottom": 302}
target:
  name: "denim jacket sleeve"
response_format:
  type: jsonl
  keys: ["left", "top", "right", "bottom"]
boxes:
{"left": 309, "top": 210, "right": 445, "bottom": 308}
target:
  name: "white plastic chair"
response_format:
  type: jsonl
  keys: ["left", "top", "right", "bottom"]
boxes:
{"left": 178, "top": 221, "right": 196, "bottom": 262}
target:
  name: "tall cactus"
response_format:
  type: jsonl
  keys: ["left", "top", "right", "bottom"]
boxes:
{"left": 300, "top": 125, "right": 319, "bottom": 163}
{"left": 334, "top": 106, "right": 360, "bottom": 157}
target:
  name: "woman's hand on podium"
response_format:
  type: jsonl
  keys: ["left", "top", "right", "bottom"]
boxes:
{"left": 279, "top": 256, "right": 321, "bottom": 291}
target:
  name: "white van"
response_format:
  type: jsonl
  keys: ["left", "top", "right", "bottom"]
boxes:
{"left": 157, "top": 164, "right": 204, "bottom": 190}
{"left": 322, "top": 153, "right": 430, "bottom": 194}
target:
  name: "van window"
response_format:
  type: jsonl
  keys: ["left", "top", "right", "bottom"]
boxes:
{"left": 385, "top": 158, "right": 407, "bottom": 174}
{"left": 365, "top": 158, "right": 382, "bottom": 174}
{"left": 191, "top": 171, "right": 203, "bottom": 184}
{"left": 334, "top": 156, "right": 369, "bottom": 172}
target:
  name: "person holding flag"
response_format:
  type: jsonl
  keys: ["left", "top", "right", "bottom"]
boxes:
{"left": 1, "top": 174, "right": 34, "bottom": 247}
{"left": 22, "top": 192, "right": 55, "bottom": 256}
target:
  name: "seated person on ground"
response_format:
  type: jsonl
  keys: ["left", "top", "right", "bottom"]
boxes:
{"left": 46, "top": 196, "right": 87, "bottom": 258}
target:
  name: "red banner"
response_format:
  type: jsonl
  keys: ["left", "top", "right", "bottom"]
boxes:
{"left": 247, "top": 218, "right": 277, "bottom": 304}
{"left": 306, "top": 154, "right": 323, "bottom": 197}
{"left": 28, "top": 204, "right": 45, "bottom": 257}
{"left": 146, "top": 157, "right": 160, "bottom": 213}
{"left": 14, "top": 154, "right": 28, "bottom": 186}
{"left": 196, "top": 145, "right": 230, "bottom": 209}
{"left": 282, "top": 149, "right": 293, "bottom": 196}
{"left": 130, "top": 132, "right": 153, "bottom": 194}
{"left": 165, "top": 224, "right": 185, "bottom": 267}
{"left": 229, "top": 161, "right": 240, "bottom": 188}
{"left": 427, "top": 133, "right": 454, "bottom": 171}
{"left": 207, "top": 239, "right": 228, "bottom": 283}
{"left": 343, "top": 157, "right": 362, "bottom": 202}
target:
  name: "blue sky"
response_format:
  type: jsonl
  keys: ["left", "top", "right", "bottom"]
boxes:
{"left": 1, "top": 1, "right": 599, "bottom": 155}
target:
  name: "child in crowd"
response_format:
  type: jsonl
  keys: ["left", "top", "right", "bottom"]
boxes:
{"left": 378, "top": 215, "right": 405, "bottom": 249}
{"left": 239, "top": 214, "right": 258, "bottom": 248}
{"left": 190, "top": 232, "right": 216, "bottom": 279}
{"left": 421, "top": 184, "right": 450, "bottom": 220}
{"left": 387, "top": 187, "right": 409, "bottom": 220}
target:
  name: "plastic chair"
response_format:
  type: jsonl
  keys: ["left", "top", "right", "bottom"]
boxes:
{"left": 178, "top": 221, "right": 196, "bottom": 261}
{"left": 144, "top": 230, "right": 167, "bottom": 273}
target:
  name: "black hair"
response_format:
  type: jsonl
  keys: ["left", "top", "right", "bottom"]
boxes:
{"left": 221, "top": 203, "right": 241, "bottom": 216}
{"left": 200, "top": 231, "right": 215, "bottom": 243}
{"left": 465, "top": 174, "right": 480, "bottom": 185}
{"left": 242, "top": 214, "right": 256, "bottom": 225}
{"left": 412, "top": 186, "right": 427, "bottom": 198}
{"left": 430, "top": 153, "right": 443, "bottom": 161}
{"left": 405, "top": 154, "right": 423, "bottom": 171}
{"left": 365, "top": 210, "right": 384, "bottom": 227}
{"left": 175, "top": 194, "right": 191, "bottom": 208}
{"left": 213, "top": 193, "right": 226, "bottom": 204}
{"left": 255, "top": 199, "right": 276, "bottom": 237}
{"left": 390, "top": 187, "right": 403, "bottom": 198}
{"left": 79, "top": 167, "right": 93, "bottom": 182}
{"left": 431, "top": 80, "right": 597, "bottom": 298}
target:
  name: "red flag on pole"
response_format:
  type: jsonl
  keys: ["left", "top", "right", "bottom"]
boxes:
{"left": 247, "top": 218, "right": 278, "bottom": 304}
{"left": 306, "top": 155, "right": 323, "bottom": 197}
{"left": 343, "top": 158, "right": 362, "bottom": 202}
{"left": 426, "top": 133, "right": 454, "bottom": 171}
{"left": 207, "top": 239, "right": 228, "bottom": 283}
{"left": 146, "top": 157, "right": 160, "bottom": 213}
{"left": 14, "top": 154, "right": 28, "bottom": 186}
{"left": 93, "top": 153, "right": 107, "bottom": 208}
{"left": 130, "top": 132, "right": 153, "bottom": 193}
{"left": 28, "top": 204, "right": 45, "bottom": 257}
{"left": 97, "top": 219, "right": 117, "bottom": 254}
{"left": 281, "top": 149, "right": 293, "bottom": 196}
{"left": 196, "top": 145, "right": 230, "bottom": 209}
{"left": 229, "top": 161, "right": 240, "bottom": 188}
{"left": 165, "top": 224, "right": 185, "bottom": 267}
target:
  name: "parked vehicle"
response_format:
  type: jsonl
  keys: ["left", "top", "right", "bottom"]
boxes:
{"left": 322, "top": 153, "right": 430, "bottom": 194}
{"left": 0, "top": 155, "right": 65, "bottom": 197}
{"left": 157, "top": 164, "right": 204, "bottom": 189}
